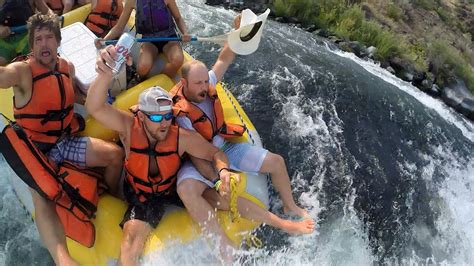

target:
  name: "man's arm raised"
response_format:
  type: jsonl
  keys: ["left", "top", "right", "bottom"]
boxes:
{"left": 0, "top": 63, "right": 21, "bottom": 89}
{"left": 211, "top": 14, "right": 241, "bottom": 82}
{"left": 85, "top": 45, "right": 132, "bottom": 135}
{"left": 34, "top": 0, "right": 54, "bottom": 15}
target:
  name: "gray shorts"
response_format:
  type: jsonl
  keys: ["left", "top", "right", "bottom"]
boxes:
{"left": 47, "top": 135, "right": 89, "bottom": 168}
{"left": 177, "top": 142, "right": 268, "bottom": 188}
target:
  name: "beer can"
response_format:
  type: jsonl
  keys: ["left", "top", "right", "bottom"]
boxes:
{"left": 110, "top": 32, "right": 135, "bottom": 74}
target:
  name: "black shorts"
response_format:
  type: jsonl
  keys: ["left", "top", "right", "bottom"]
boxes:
{"left": 150, "top": 33, "right": 179, "bottom": 54}
{"left": 120, "top": 183, "right": 183, "bottom": 228}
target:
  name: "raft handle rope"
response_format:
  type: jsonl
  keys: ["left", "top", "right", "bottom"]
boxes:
{"left": 0, "top": 113, "right": 13, "bottom": 124}
{"left": 221, "top": 83, "right": 255, "bottom": 145}
{"left": 214, "top": 171, "right": 240, "bottom": 223}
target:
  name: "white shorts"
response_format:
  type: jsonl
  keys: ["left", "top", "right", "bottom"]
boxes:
{"left": 177, "top": 142, "right": 268, "bottom": 188}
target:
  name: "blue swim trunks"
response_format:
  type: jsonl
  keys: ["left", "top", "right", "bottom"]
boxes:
{"left": 47, "top": 135, "right": 89, "bottom": 168}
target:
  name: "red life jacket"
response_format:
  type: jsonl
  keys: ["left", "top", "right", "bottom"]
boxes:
{"left": 13, "top": 56, "right": 85, "bottom": 153}
{"left": 124, "top": 116, "right": 181, "bottom": 203}
{"left": 170, "top": 82, "right": 246, "bottom": 142}
{"left": 45, "top": 0, "right": 63, "bottom": 15}
{"left": 84, "top": 0, "right": 123, "bottom": 37}
{"left": 0, "top": 122, "right": 99, "bottom": 247}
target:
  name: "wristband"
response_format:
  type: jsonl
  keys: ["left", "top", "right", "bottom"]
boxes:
{"left": 218, "top": 167, "right": 231, "bottom": 176}
{"left": 213, "top": 179, "right": 222, "bottom": 191}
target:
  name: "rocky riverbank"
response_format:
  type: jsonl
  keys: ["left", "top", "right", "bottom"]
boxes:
{"left": 205, "top": 0, "right": 474, "bottom": 121}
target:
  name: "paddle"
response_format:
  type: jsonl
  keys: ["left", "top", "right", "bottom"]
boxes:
{"left": 103, "top": 33, "right": 228, "bottom": 46}
{"left": 103, "top": 8, "right": 270, "bottom": 56}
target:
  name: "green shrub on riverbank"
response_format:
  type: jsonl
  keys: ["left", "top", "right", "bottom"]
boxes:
{"left": 429, "top": 40, "right": 474, "bottom": 89}
{"left": 273, "top": 1, "right": 403, "bottom": 60}
{"left": 271, "top": 0, "right": 474, "bottom": 93}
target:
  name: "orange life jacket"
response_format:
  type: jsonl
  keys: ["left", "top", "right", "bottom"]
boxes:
{"left": 0, "top": 121, "right": 99, "bottom": 247}
{"left": 170, "top": 82, "right": 246, "bottom": 142}
{"left": 84, "top": 0, "right": 123, "bottom": 37}
{"left": 45, "top": 0, "right": 63, "bottom": 15}
{"left": 124, "top": 116, "right": 182, "bottom": 202}
{"left": 13, "top": 56, "right": 85, "bottom": 153}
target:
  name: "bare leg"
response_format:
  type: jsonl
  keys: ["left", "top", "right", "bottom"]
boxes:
{"left": 177, "top": 179, "right": 235, "bottom": 263}
{"left": 85, "top": 137, "right": 124, "bottom": 197}
{"left": 162, "top": 41, "right": 184, "bottom": 77}
{"left": 30, "top": 189, "right": 78, "bottom": 266}
{"left": 259, "top": 152, "right": 309, "bottom": 218}
{"left": 203, "top": 189, "right": 315, "bottom": 235}
{"left": 137, "top": 43, "right": 159, "bottom": 79}
{"left": 118, "top": 219, "right": 153, "bottom": 266}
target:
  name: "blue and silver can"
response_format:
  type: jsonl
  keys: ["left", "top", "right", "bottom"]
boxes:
{"left": 111, "top": 32, "right": 135, "bottom": 74}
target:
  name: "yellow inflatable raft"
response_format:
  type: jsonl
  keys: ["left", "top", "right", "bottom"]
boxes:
{"left": 0, "top": 4, "right": 269, "bottom": 265}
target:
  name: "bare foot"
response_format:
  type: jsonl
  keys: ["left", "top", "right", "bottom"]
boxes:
{"left": 282, "top": 218, "right": 315, "bottom": 235}
{"left": 283, "top": 205, "right": 310, "bottom": 219}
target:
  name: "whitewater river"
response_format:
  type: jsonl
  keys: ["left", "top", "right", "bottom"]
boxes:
{"left": 0, "top": 0, "right": 473, "bottom": 264}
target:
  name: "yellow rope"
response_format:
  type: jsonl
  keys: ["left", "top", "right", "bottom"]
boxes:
{"left": 245, "top": 234, "right": 263, "bottom": 249}
{"left": 229, "top": 176, "right": 240, "bottom": 223}
{"left": 214, "top": 174, "right": 263, "bottom": 249}
{"left": 214, "top": 174, "right": 240, "bottom": 223}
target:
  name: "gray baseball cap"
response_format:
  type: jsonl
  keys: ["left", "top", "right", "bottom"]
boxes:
{"left": 138, "top": 86, "right": 173, "bottom": 113}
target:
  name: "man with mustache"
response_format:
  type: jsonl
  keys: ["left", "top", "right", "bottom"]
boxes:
{"left": 87, "top": 44, "right": 236, "bottom": 265}
{"left": 0, "top": 0, "right": 52, "bottom": 66}
{"left": 0, "top": 13, "right": 123, "bottom": 265}
{"left": 170, "top": 15, "right": 315, "bottom": 260}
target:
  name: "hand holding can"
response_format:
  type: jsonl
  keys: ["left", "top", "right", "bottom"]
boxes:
{"left": 108, "top": 32, "right": 135, "bottom": 74}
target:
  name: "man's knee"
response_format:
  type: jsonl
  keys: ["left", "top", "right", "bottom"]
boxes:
{"left": 267, "top": 152, "right": 285, "bottom": 167}
{"left": 107, "top": 144, "right": 124, "bottom": 166}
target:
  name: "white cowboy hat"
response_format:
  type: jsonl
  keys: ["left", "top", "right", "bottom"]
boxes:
{"left": 227, "top": 8, "right": 270, "bottom": 55}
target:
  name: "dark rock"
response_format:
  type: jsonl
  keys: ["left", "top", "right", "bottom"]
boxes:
{"left": 380, "top": 60, "right": 390, "bottom": 69}
{"left": 229, "top": 3, "right": 245, "bottom": 11}
{"left": 315, "top": 29, "right": 331, "bottom": 38}
{"left": 442, "top": 87, "right": 463, "bottom": 108}
{"left": 389, "top": 56, "right": 411, "bottom": 73}
{"left": 289, "top": 23, "right": 303, "bottom": 28}
{"left": 420, "top": 79, "right": 433, "bottom": 91}
{"left": 427, "top": 84, "right": 441, "bottom": 97}
{"left": 402, "top": 72, "right": 414, "bottom": 82}
{"left": 412, "top": 71, "right": 426, "bottom": 87}
{"left": 386, "top": 66, "right": 396, "bottom": 74}
{"left": 339, "top": 41, "right": 353, "bottom": 53}
{"left": 275, "top": 17, "right": 286, "bottom": 23}
{"left": 328, "top": 35, "right": 343, "bottom": 44}
{"left": 389, "top": 57, "right": 417, "bottom": 82}
{"left": 347, "top": 41, "right": 367, "bottom": 58}
{"left": 206, "top": 0, "right": 224, "bottom": 5}
{"left": 458, "top": 98, "right": 474, "bottom": 120}
{"left": 441, "top": 78, "right": 474, "bottom": 115}
{"left": 367, "top": 46, "right": 377, "bottom": 58}
{"left": 286, "top": 16, "right": 301, "bottom": 24}
{"left": 304, "top": 24, "right": 318, "bottom": 32}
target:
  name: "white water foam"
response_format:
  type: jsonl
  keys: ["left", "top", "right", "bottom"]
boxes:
{"left": 327, "top": 48, "right": 474, "bottom": 142}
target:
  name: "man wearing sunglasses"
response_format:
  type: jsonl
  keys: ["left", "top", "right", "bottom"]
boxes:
{"left": 86, "top": 45, "right": 235, "bottom": 266}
